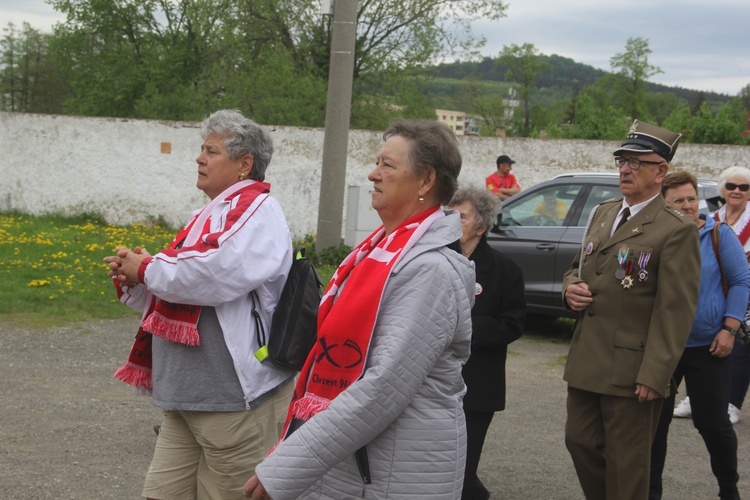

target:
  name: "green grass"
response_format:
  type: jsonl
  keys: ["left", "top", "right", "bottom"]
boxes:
{"left": 0, "top": 212, "right": 177, "bottom": 326}
{"left": 0, "top": 211, "right": 574, "bottom": 343}
{"left": 0, "top": 212, "right": 338, "bottom": 327}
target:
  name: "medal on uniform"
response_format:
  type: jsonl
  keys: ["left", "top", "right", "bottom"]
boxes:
{"left": 621, "top": 275, "right": 634, "bottom": 288}
{"left": 622, "top": 262, "right": 635, "bottom": 288}
{"left": 618, "top": 246, "right": 635, "bottom": 288}
{"left": 637, "top": 251, "right": 651, "bottom": 282}
{"left": 586, "top": 242, "right": 594, "bottom": 255}
{"left": 616, "top": 245, "right": 630, "bottom": 281}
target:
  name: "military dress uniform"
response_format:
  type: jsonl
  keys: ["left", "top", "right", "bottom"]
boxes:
{"left": 562, "top": 195, "right": 700, "bottom": 500}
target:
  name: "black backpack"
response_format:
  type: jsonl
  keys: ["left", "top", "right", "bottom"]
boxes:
{"left": 251, "top": 247, "right": 324, "bottom": 371}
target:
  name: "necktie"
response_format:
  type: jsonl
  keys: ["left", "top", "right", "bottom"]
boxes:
{"left": 614, "top": 207, "right": 630, "bottom": 233}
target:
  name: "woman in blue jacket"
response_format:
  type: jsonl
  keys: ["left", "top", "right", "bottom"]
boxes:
{"left": 650, "top": 171, "right": 750, "bottom": 500}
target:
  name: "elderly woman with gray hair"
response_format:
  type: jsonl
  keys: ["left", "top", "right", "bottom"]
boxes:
{"left": 104, "top": 109, "right": 294, "bottom": 499}
{"left": 448, "top": 186, "right": 527, "bottom": 500}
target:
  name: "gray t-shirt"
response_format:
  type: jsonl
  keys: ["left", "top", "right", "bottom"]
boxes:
{"left": 151, "top": 306, "right": 248, "bottom": 411}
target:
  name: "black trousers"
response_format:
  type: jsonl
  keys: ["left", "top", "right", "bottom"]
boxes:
{"left": 462, "top": 410, "right": 494, "bottom": 500}
{"left": 649, "top": 345, "right": 738, "bottom": 499}
{"left": 730, "top": 338, "right": 750, "bottom": 409}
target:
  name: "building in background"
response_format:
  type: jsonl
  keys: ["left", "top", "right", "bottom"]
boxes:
{"left": 435, "top": 109, "right": 467, "bottom": 136}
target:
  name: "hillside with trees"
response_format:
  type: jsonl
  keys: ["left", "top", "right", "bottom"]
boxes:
{"left": 428, "top": 37, "right": 746, "bottom": 144}
{"left": 431, "top": 54, "right": 731, "bottom": 106}
{"left": 1, "top": 4, "right": 748, "bottom": 145}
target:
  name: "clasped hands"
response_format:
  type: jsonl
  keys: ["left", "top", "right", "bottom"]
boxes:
{"left": 103, "top": 246, "right": 150, "bottom": 287}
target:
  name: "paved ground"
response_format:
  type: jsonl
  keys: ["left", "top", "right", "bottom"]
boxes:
{"left": 1, "top": 317, "right": 748, "bottom": 499}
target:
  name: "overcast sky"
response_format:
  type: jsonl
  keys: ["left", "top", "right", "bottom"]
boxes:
{"left": 3, "top": 0, "right": 749, "bottom": 96}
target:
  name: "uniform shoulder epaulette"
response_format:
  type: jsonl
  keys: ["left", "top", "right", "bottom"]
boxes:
{"left": 663, "top": 204, "right": 690, "bottom": 222}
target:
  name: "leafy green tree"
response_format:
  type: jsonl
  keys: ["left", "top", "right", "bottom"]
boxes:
{"left": 550, "top": 80, "right": 628, "bottom": 140}
{"left": 457, "top": 77, "right": 506, "bottom": 136}
{"left": 498, "top": 43, "right": 548, "bottom": 134}
{"left": 645, "top": 92, "right": 683, "bottom": 127}
{"left": 690, "top": 102, "right": 717, "bottom": 144}
{"left": 0, "top": 22, "right": 67, "bottom": 113}
{"left": 0, "top": 23, "right": 21, "bottom": 111}
{"left": 48, "top": 0, "right": 234, "bottom": 119}
{"left": 45, "top": 0, "right": 509, "bottom": 124}
{"left": 529, "top": 103, "right": 551, "bottom": 132}
{"left": 738, "top": 84, "right": 750, "bottom": 110}
{"left": 348, "top": 68, "right": 436, "bottom": 130}
{"left": 609, "top": 37, "right": 662, "bottom": 121}
{"left": 711, "top": 98, "right": 747, "bottom": 144}
{"left": 662, "top": 106, "right": 692, "bottom": 138}
{"left": 232, "top": 0, "right": 510, "bottom": 127}
{"left": 690, "top": 99, "right": 747, "bottom": 145}
{"left": 691, "top": 91, "right": 707, "bottom": 116}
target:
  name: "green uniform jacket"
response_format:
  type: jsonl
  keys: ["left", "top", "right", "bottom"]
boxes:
{"left": 562, "top": 196, "right": 700, "bottom": 398}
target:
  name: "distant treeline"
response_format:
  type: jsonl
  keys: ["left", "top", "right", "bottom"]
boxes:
{"left": 428, "top": 54, "right": 733, "bottom": 104}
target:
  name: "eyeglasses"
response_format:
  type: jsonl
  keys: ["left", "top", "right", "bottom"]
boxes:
{"left": 725, "top": 183, "right": 750, "bottom": 192}
{"left": 666, "top": 197, "right": 699, "bottom": 207}
{"left": 615, "top": 157, "right": 663, "bottom": 171}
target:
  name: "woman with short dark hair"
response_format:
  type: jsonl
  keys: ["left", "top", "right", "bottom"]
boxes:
{"left": 245, "top": 120, "right": 475, "bottom": 499}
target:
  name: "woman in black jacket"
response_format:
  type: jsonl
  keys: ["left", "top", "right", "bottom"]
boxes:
{"left": 449, "top": 186, "right": 527, "bottom": 500}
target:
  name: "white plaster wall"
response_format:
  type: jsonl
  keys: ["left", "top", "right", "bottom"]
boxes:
{"left": 1, "top": 112, "right": 748, "bottom": 239}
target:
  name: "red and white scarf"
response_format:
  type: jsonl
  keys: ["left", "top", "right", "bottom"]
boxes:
{"left": 274, "top": 206, "right": 445, "bottom": 447}
{"left": 715, "top": 208, "right": 750, "bottom": 246}
{"left": 114, "top": 180, "right": 270, "bottom": 392}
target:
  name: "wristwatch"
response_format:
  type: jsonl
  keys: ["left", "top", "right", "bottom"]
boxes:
{"left": 723, "top": 325, "right": 739, "bottom": 336}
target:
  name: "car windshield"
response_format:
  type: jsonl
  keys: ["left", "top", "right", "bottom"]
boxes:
{"left": 500, "top": 186, "right": 580, "bottom": 227}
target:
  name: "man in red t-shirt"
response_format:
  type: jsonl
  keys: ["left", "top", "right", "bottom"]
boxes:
{"left": 486, "top": 155, "right": 521, "bottom": 201}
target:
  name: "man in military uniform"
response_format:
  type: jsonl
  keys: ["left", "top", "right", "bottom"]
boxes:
{"left": 562, "top": 120, "right": 701, "bottom": 500}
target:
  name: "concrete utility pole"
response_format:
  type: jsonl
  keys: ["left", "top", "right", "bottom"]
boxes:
{"left": 315, "top": 0, "right": 358, "bottom": 252}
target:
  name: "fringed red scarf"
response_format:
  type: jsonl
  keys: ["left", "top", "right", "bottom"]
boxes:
{"left": 114, "top": 180, "right": 270, "bottom": 393}
{"left": 273, "top": 206, "right": 445, "bottom": 448}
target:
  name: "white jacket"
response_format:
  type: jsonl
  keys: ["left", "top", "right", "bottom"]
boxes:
{"left": 118, "top": 188, "right": 294, "bottom": 406}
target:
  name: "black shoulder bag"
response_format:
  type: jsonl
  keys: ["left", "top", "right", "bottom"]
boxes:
{"left": 252, "top": 247, "right": 324, "bottom": 370}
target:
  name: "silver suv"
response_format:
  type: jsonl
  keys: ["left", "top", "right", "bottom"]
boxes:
{"left": 488, "top": 173, "right": 722, "bottom": 318}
